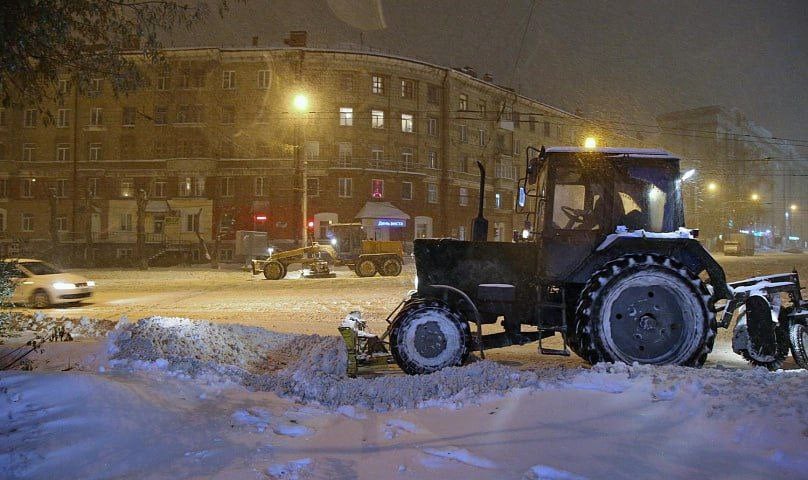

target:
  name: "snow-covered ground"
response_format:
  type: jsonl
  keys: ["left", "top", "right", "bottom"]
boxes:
{"left": 2, "top": 314, "right": 807, "bottom": 479}
{"left": 2, "top": 253, "right": 807, "bottom": 479}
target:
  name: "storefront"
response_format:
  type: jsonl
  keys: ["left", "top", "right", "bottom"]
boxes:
{"left": 355, "top": 201, "right": 410, "bottom": 241}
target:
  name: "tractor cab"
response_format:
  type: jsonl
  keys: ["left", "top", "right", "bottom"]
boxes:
{"left": 327, "top": 223, "right": 366, "bottom": 262}
{"left": 518, "top": 146, "right": 687, "bottom": 281}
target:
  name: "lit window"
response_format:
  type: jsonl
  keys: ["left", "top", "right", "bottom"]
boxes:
{"left": 401, "top": 79, "right": 414, "bottom": 99}
{"left": 372, "top": 179, "right": 384, "bottom": 199}
{"left": 339, "top": 107, "right": 353, "bottom": 126}
{"left": 495, "top": 192, "right": 502, "bottom": 209}
{"left": 427, "top": 117, "right": 437, "bottom": 136}
{"left": 371, "top": 109, "right": 385, "bottom": 129}
{"left": 459, "top": 93, "right": 468, "bottom": 111}
{"left": 371, "top": 75, "right": 385, "bottom": 94}
{"left": 459, "top": 187, "right": 469, "bottom": 206}
{"left": 90, "top": 107, "right": 103, "bottom": 126}
{"left": 338, "top": 177, "right": 352, "bottom": 197}
{"left": 257, "top": 70, "right": 270, "bottom": 89}
{"left": 427, "top": 151, "right": 438, "bottom": 169}
{"left": 401, "top": 113, "right": 413, "bottom": 133}
{"left": 120, "top": 180, "right": 134, "bottom": 198}
{"left": 222, "top": 71, "right": 236, "bottom": 89}
{"left": 428, "top": 183, "right": 438, "bottom": 203}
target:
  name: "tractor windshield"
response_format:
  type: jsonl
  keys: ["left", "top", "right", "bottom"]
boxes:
{"left": 612, "top": 161, "right": 680, "bottom": 232}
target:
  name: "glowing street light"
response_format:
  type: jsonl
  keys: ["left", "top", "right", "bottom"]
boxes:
{"left": 292, "top": 93, "right": 309, "bottom": 112}
{"left": 750, "top": 193, "right": 760, "bottom": 202}
{"left": 583, "top": 136, "right": 597, "bottom": 149}
{"left": 790, "top": 204, "right": 798, "bottom": 212}
{"left": 707, "top": 181, "right": 718, "bottom": 192}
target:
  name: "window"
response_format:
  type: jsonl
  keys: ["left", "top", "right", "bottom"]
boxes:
{"left": 514, "top": 139, "right": 521, "bottom": 156}
{"left": 307, "top": 178, "right": 319, "bottom": 197}
{"left": 427, "top": 117, "right": 438, "bottom": 136}
{"left": 401, "top": 148, "right": 414, "bottom": 171}
{"left": 401, "top": 113, "right": 414, "bottom": 133}
{"left": 479, "top": 129, "right": 486, "bottom": 147}
{"left": 459, "top": 93, "right": 468, "bottom": 111}
{"left": 120, "top": 180, "right": 134, "bottom": 198}
{"left": 338, "top": 177, "right": 352, "bottom": 197}
{"left": 257, "top": 70, "right": 270, "bottom": 89}
{"left": 87, "top": 178, "right": 98, "bottom": 198}
{"left": 22, "top": 144, "right": 35, "bottom": 162}
{"left": 402, "top": 181, "right": 413, "bottom": 200}
{"left": 401, "top": 79, "right": 414, "bottom": 99}
{"left": 155, "top": 106, "right": 167, "bottom": 125}
{"left": 222, "top": 71, "right": 236, "bottom": 89}
{"left": 459, "top": 187, "right": 469, "bottom": 206}
{"left": 458, "top": 226, "right": 466, "bottom": 240}
{"left": 0, "top": 179, "right": 7, "bottom": 198}
{"left": 122, "top": 107, "right": 136, "bottom": 126}
{"left": 372, "top": 179, "right": 384, "bottom": 199}
{"left": 177, "top": 105, "right": 203, "bottom": 123}
{"left": 370, "top": 147, "right": 384, "bottom": 168}
{"left": 254, "top": 177, "right": 265, "bottom": 196}
{"left": 24, "top": 109, "right": 37, "bottom": 128}
{"left": 427, "top": 84, "right": 440, "bottom": 104}
{"left": 185, "top": 213, "right": 199, "bottom": 233}
{"left": 338, "top": 142, "right": 352, "bottom": 167}
{"left": 221, "top": 177, "right": 234, "bottom": 197}
{"left": 157, "top": 74, "right": 169, "bottom": 91}
{"left": 459, "top": 124, "right": 468, "bottom": 143}
{"left": 495, "top": 158, "right": 515, "bottom": 180}
{"left": 194, "top": 177, "right": 205, "bottom": 197}
{"left": 216, "top": 105, "right": 235, "bottom": 125}
{"left": 152, "top": 180, "right": 167, "bottom": 198}
{"left": 22, "top": 213, "right": 34, "bottom": 232}
{"left": 120, "top": 213, "right": 133, "bottom": 232}
{"left": 427, "top": 151, "right": 438, "bottom": 169}
{"left": 340, "top": 73, "right": 353, "bottom": 91}
{"left": 89, "top": 78, "right": 101, "bottom": 93}
{"left": 89, "top": 143, "right": 101, "bottom": 161}
{"left": 58, "top": 79, "right": 70, "bottom": 95}
{"left": 495, "top": 192, "right": 502, "bottom": 209}
{"left": 179, "top": 177, "right": 192, "bottom": 197}
{"left": 56, "top": 144, "right": 70, "bottom": 162}
{"left": 459, "top": 154, "right": 469, "bottom": 173}
{"left": 57, "top": 109, "right": 70, "bottom": 128}
{"left": 90, "top": 107, "right": 103, "bottom": 126}
{"left": 477, "top": 102, "right": 486, "bottom": 118}
{"left": 339, "top": 107, "right": 353, "bottom": 126}
{"left": 371, "top": 109, "right": 385, "bottom": 129}
{"left": 56, "top": 216, "right": 68, "bottom": 232}
{"left": 53, "top": 180, "right": 67, "bottom": 198}
{"left": 21, "top": 179, "right": 34, "bottom": 198}
{"left": 427, "top": 183, "right": 438, "bottom": 203}
{"left": 371, "top": 75, "right": 385, "bottom": 94}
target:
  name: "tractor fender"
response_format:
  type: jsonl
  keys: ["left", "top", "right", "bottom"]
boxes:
{"left": 569, "top": 237, "right": 731, "bottom": 301}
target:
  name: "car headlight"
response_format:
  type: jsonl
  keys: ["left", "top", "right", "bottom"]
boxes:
{"left": 52, "top": 282, "right": 75, "bottom": 290}
{"left": 87, "top": 281, "right": 96, "bottom": 287}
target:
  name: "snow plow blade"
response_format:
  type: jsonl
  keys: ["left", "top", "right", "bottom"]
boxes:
{"left": 338, "top": 311, "right": 395, "bottom": 377}
{"left": 725, "top": 272, "right": 808, "bottom": 369}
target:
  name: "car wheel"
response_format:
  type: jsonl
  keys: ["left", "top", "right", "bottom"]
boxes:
{"left": 29, "top": 289, "right": 51, "bottom": 309}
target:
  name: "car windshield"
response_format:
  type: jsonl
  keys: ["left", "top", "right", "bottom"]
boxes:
{"left": 20, "top": 261, "right": 62, "bottom": 275}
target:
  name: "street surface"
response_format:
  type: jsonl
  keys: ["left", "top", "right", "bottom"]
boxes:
{"left": 12, "top": 251, "right": 808, "bottom": 370}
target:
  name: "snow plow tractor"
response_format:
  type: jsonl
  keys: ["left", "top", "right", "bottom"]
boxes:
{"left": 339, "top": 146, "right": 808, "bottom": 376}
{"left": 251, "top": 223, "right": 403, "bottom": 280}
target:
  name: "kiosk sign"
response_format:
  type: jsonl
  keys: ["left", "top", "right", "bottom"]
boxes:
{"left": 376, "top": 219, "right": 406, "bottom": 228}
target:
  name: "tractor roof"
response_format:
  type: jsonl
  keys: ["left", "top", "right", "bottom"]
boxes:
{"left": 545, "top": 146, "right": 678, "bottom": 159}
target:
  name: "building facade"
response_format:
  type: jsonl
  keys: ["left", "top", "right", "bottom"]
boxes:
{"left": 0, "top": 46, "right": 634, "bottom": 264}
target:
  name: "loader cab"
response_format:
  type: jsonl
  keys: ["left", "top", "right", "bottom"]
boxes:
{"left": 519, "top": 147, "right": 686, "bottom": 279}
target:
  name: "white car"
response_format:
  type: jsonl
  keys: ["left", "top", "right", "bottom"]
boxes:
{"left": 3, "top": 258, "right": 95, "bottom": 308}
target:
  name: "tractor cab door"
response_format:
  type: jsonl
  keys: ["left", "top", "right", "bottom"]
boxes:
{"left": 540, "top": 157, "right": 612, "bottom": 281}
{"left": 333, "top": 225, "right": 364, "bottom": 261}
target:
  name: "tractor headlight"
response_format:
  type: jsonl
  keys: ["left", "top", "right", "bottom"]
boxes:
{"left": 267, "top": 247, "right": 274, "bottom": 256}
{"left": 52, "top": 282, "right": 75, "bottom": 290}
{"left": 521, "top": 229, "right": 530, "bottom": 239}
{"left": 330, "top": 238, "right": 338, "bottom": 246}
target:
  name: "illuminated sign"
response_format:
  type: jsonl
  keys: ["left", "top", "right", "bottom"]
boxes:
{"left": 376, "top": 219, "right": 406, "bottom": 228}
{"left": 254, "top": 215, "right": 267, "bottom": 222}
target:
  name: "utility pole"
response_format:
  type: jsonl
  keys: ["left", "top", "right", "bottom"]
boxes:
{"left": 297, "top": 122, "right": 307, "bottom": 247}
{"left": 136, "top": 188, "right": 148, "bottom": 270}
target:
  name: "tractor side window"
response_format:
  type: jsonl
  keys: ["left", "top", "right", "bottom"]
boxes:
{"left": 553, "top": 184, "right": 586, "bottom": 229}
{"left": 552, "top": 167, "right": 605, "bottom": 231}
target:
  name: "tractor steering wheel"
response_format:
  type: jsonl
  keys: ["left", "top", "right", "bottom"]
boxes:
{"left": 560, "top": 205, "right": 593, "bottom": 228}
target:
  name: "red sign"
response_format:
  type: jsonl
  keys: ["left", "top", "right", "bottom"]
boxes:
{"left": 255, "top": 215, "right": 267, "bottom": 222}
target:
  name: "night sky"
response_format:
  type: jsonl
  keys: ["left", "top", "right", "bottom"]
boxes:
{"left": 168, "top": 0, "right": 807, "bottom": 148}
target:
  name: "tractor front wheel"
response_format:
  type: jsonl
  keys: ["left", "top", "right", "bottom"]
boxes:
{"left": 571, "top": 254, "right": 715, "bottom": 367}
{"left": 379, "top": 257, "right": 402, "bottom": 277}
{"left": 390, "top": 299, "right": 468, "bottom": 375}
{"left": 355, "top": 258, "right": 377, "bottom": 277}
{"left": 263, "top": 261, "right": 286, "bottom": 280}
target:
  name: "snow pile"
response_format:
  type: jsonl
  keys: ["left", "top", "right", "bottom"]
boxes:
{"left": 2, "top": 312, "right": 116, "bottom": 338}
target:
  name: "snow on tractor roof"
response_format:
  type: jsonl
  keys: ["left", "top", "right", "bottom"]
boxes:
{"left": 545, "top": 146, "right": 677, "bottom": 158}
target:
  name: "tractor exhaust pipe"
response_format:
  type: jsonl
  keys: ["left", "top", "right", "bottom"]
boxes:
{"left": 472, "top": 160, "right": 488, "bottom": 242}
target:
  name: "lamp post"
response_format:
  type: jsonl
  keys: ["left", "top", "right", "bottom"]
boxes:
{"left": 292, "top": 93, "right": 309, "bottom": 247}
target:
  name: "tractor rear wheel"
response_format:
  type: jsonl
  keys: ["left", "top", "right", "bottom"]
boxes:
{"left": 263, "top": 261, "right": 286, "bottom": 280}
{"left": 571, "top": 254, "right": 715, "bottom": 367}
{"left": 789, "top": 322, "right": 808, "bottom": 369}
{"left": 390, "top": 299, "right": 468, "bottom": 375}
{"left": 355, "top": 258, "right": 377, "bottom": 277}
{"left": 379, "top": 257, "right": 402, "bottom": 277}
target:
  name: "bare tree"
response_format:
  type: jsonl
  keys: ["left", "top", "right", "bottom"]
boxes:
{"left": 0, "top": 0, "right": 238, "bottom": 107}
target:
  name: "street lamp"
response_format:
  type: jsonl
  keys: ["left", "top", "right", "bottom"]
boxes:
{"left": 790, "top": 204, "right": 798, "bottom": 212}
{"left": 292, "top": 93, "right": 309, "bottom": 247}
{"left": 707, "top": 181, "right": 718, "bottom": 193}
{"left": 750, "top": 193, "right": 760, "bottom": 202}
{"left": 583, "top": 136, "right": 597, "bottom": 149}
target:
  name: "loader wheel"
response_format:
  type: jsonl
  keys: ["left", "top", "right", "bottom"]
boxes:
{"left": 736, "top": 303, "right": 790, "bottom": 370}
{"left": 390, "top": 299, "right": 469, "bottom": 375}
{"left": 789, "top": 322, "right": 808, "bottom": 369}
{"left": 355, "top": 258, "right": 377, "bottom": 277}
{"left": 263, "top": 261, "right": 286, "bottom": 280}
{"left": 379, "top": 258, "right": 402, "bottom": 277}
{"left": 571, "top": 254, "right": 715, "bottom": 367}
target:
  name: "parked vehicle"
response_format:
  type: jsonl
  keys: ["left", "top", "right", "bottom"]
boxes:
{"left": 2, "top": 258, "right": 95, "bottom": 308}
{"left": 723, "top": 233, "right": 755, "bottom": 256}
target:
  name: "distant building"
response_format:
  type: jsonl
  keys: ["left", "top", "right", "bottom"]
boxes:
{"left": 0, "top": 44, "right": 638, "bottom": 264}
{"left": 657, "top": 106, "right": 806, "bottom": 246}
